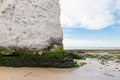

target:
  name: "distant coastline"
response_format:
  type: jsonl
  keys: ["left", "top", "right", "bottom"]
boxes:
{"left": 64, "top": 47, "right": 120, "bottom": 50}
{"left": 65, "top": 47, "right": 120, "bottom": 54}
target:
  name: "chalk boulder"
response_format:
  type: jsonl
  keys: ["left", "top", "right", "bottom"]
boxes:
{"left": 0, "top": 0, "right": 63, "bottom": 51}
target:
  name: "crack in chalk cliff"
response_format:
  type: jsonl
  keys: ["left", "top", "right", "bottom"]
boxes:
{"left": 9, "top": 5, "right": 15, "bottom": 31}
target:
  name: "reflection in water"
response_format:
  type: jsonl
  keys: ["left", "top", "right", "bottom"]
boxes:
{"left": 0, "top": 59, "right": 120, "bottom": 80}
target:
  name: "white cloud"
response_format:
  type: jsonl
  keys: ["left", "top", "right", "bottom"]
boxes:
{"left": 60, "top": 0, "right": 120, "bottom": 30}
{"left": 116, "top": 0, "right": 120, "bottom": 10}
{"left": 63, "top": 29, "right": 73, "bottom": 32}
{"left": 63, "top": 39, "right": 120, "bottom": 49}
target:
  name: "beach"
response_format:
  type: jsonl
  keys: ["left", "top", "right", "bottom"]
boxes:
{"left": 0, "top": 58, "right": 120, "bottom": 80}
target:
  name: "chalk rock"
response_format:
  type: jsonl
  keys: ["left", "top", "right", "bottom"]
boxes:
{"left": 0, "top": 0, "right": 63, "bottom": 51}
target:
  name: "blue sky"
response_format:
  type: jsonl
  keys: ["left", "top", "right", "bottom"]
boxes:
{"left": 60, "top": 0, "right": 120, "bottom": 48}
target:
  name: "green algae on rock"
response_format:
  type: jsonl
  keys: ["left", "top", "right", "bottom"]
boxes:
{"left": 0, "top": 50, "right": 81, "bottom": 68}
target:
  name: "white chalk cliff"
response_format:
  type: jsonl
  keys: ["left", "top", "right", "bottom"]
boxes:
{"left": 0, "top": 0, "right": 63, "bottom": 51}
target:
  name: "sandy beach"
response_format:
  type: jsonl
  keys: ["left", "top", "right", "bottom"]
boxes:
{"left": 0, "top": 59, "right": 120, "bottom": 80}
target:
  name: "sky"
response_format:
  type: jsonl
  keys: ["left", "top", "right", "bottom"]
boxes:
{"left": 60, "top": 0, "right": 120, "bottom": 48}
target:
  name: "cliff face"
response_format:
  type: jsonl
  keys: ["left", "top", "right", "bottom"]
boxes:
{"left": 0, "top": 0, "right": 63, "bottom": 51}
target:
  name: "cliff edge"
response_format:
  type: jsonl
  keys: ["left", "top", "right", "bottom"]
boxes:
{"left": 0, "top": 0, "right": 63, "bottom": 52}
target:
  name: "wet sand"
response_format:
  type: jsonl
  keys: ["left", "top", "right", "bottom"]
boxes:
{"left": 0, "top": 59, "right": 120, "bottom": 80}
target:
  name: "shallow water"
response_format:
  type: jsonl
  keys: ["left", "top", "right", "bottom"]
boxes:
{"left": 0, "top": 59, "right": 120, "bottom": 80}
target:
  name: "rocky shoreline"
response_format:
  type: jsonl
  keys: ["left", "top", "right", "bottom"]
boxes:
{"left": 66, "top": 49, "right": 120, "bottom": 54}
